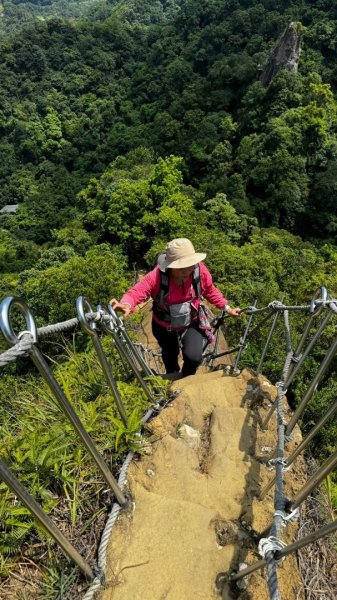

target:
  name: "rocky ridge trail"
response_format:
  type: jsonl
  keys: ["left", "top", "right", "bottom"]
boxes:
{"left": 100, "top": 368, "right": 306, "bottom": 600}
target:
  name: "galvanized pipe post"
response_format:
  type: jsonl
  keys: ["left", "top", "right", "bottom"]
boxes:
{"left": 284, "top": 309, "right": 332, "bottom": 390}
{"left": 285, "top": 287, "right": 327, "bottom": 381}
{"left": 0, "top": 460, "right": 93, "bottom": 579}
{"left": 210, "top": 326, "right": 222, "bottom": 368}
{"left": 233, "top": 300, "right": 257, "bottom": 373}
{"left": 29, "top": 346, "right": 128, "bottom": 506}
{"left": 0, "top": 297, "right": 128, "bottom": 507}
{"left": 291, "top": 449, "right": 337, "bottom": 509}
{"left": 101, "top": 309, "right": 154, "bottom": 402}
{"left": 260, "top": 396, "right": 337, "bottom": 499}
{"left": 261, "top": 289, "right": 331, "bottom": 431}
{"left": 76, "top": 297, "right": 128, "bottom": 425}
{"left": 93, "top": 335, "right": 128, "bottom": 424}
{"left": 256, "top": 297, "right": 284, "bottom": 375}
{"left": 107, "top": 306, "right": 154, "bottom": 376}
{"left": 285, "top": 333, "right": 337, "bottom": 437}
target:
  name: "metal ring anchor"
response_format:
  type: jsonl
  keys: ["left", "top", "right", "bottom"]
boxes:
{"left": 0, "top": 296, "right": 38, "bottom": 345}
{"left": 76, "top": 296, "right": 97, "bottom": 336}
{"left": 97, "top": 305, "right": 115, "bottom": 335}
{"left": 107, "top": 304, "right": 124, "bottom": 327}
{"left": 310, "top": 286, "right": 327, "bottom": 316}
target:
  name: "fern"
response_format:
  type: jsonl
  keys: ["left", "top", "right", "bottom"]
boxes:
{"left": 0, "top": 337, "right": 156, "bottom": 591}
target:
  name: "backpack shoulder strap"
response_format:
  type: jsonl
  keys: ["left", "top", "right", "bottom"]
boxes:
{"left": 158, "top": 269, "right": 169, "bottom": 305}
{"left": 192, "top": 264, "right": 202, "bottom": 297}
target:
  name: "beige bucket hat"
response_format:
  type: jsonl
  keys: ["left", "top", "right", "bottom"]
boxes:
{"left": 161, "top": 238, "right": 206, "bottom": 270}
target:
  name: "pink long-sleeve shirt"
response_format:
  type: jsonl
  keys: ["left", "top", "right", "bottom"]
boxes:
{"left": 121, "top": 262, "right": 228, "bottom": 329}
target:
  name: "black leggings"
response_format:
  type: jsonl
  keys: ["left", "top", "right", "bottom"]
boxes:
{"left": 152, "top": 320, "right": 205, "bottom": 376}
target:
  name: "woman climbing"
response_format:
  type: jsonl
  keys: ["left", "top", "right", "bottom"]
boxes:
{"left": 110, "top": 238, "right": 241, "bottom": 377}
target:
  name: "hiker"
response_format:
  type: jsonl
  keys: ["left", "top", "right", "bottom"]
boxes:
{"left": 110, "top": 238, "right": 241, "bottom": 377}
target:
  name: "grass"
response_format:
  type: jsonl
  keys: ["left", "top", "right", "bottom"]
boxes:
{"left": 0, "top": 333, "right": 170, "bottom": 597}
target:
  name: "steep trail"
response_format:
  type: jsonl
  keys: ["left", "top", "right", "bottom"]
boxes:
{"left": 99, "top": 369, "right": 306, "bottom": 600}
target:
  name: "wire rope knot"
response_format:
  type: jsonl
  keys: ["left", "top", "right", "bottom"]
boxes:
{"left": 93, "top": 309, "right": 105, "bottom": 323}
{"left": 258, "top": 536, "right": 286, "bottom": 564}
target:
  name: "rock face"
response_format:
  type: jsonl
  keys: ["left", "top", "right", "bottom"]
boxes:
{"left": 259, "top": 22, "right": 302, "bottom": 85}
{"left": 100, "top": 369, "right": 306, "bottom": 600}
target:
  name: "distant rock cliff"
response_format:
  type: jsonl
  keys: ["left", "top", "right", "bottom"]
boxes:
{"left": 259, "top": 22, "right": 302, "bottom": 85}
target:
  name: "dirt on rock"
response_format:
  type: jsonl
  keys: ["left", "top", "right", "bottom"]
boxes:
{"left": 99, "top": 366, "right": 306, "bottom": 600}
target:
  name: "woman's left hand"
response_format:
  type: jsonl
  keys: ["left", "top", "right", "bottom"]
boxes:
{"left": 227, "top": 307, "right": 241, "bottom": 317}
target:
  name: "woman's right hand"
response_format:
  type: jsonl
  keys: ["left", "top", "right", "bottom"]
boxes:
{"left": 109, "top": 299, "right": 132, "bottom": 317}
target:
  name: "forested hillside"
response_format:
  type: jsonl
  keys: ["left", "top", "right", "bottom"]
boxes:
{"left": 0, "top": 0, "right": 104, "bottom": 39}
{"left": 1, "top": 0, "right": 337, "bottom": 244}
{"left": 1, "top": 1, "right": 337, "bottom": 596}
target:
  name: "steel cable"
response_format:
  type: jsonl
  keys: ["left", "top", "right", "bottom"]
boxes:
{"left": 264, "top": 310, "right": 293, "bottom": 600}
{"left": 0, "top": 333, "right": 34, "bottom": 366}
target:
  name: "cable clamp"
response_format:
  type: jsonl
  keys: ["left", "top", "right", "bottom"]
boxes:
{"left": 267, "top": 458, "right": 288, "bottom": 470}
{"left": 258, "top": 536, "right": 286, "bottom": 564}
{"left": 275, "top": 381, "right": 284, "bottom": 389}
{"left": 285, "top": 431, "right": 295, "bottom": 442}
{"left": 248, "top": 305, "right": 258, "bottom": 313}
{"left": 274, "top": 507, "right": 300, "bottom": 524}
{"left": 282, "top": 463, "right": 291, "bottom": 472}
{"left": 268, "top": 301, "right": 285, "bottom": 311}
{"left": 291, "top": 354, "right": 302, "bottom": 364}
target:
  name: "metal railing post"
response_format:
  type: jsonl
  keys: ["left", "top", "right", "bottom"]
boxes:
{"left": 30, "top": 346, "right": 128, "bottom": 506}
{"left": 284, "top": 309, "right": 332, "bottom": 389}
{"left": 0, "top": 297, "right": 128, "bottom": 507}
{"left": 285, "top": 287, "right": 328, "bottom": 382}
{"left": 0, "top": 460, "right": 93, "bottom": 579}
{"left": 108, "top": 306, "right": 154, "bottom": 376}
{"left": 262, "top": 291, "right": 333, "bottom": 430}
{"left": 291, "top": 450, "right": 337, "bottom": 509}
{"left": 256, "top": 297, "right": 285, "bottom": 375}
{"left": 260, "top": 396, "right": 337, "bottom": 499}
{"left": 76, "top": 297, "right": 128, "bottom": 426}
{"left": 285, "top": 333, "right": 337, "bottom": 437}
{"left": 260, "top": 309, "right": 293, "bottom": 431}
{"left": 101, "top": 309, "right": 155, "bottom": 402}
{"left": 233, "top": 300, "right": 257, "bottom": 373}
